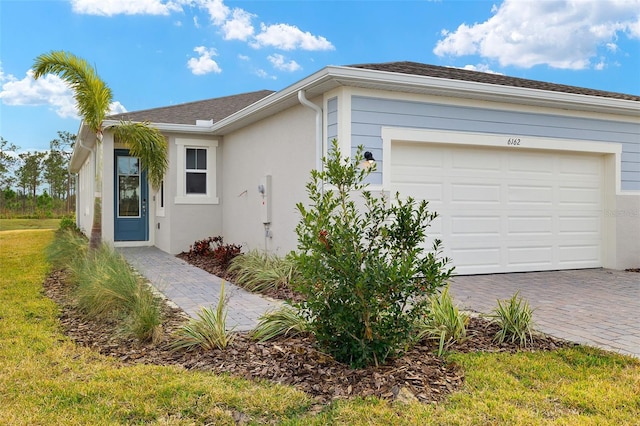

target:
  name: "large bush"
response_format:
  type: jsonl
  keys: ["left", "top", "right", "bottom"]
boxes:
{"left": 294, "top": 140, "right": 454, "bottom": 368}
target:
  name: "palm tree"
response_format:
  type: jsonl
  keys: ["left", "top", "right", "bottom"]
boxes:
{"left": 33, "top": 50, "right": 168, "bottom": 246}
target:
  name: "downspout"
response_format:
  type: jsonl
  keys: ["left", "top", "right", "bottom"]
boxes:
{"left": 297, "top": 90, "right": 323, "bottom": 173}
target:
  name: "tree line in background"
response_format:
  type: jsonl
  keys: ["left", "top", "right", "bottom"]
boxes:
{"left": 0, "top": 131, "right": 76, "bottom": 218}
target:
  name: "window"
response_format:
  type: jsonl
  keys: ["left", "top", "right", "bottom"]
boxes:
{"left": 175, "top": 138, "right": 219, "bottom": 204}
{"left": 186, "top": 148, "right": 207, "bottom": 194}
{"left": 156, "top": 179, "right": 165, "bottom": 217}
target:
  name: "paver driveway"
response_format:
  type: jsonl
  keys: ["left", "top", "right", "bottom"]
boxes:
{"left": 449, "top": 268, "right": 640, "bottom": 358}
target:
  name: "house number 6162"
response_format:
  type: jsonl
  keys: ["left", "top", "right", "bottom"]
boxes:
{"left": 507, "top": 138, "right": 521, "bottom": 145}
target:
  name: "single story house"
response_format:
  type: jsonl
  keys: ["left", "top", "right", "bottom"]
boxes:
{"left": 69, "top": 61, "right": 640, "bottom": 275}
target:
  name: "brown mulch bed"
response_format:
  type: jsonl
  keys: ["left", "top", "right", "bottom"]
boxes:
{"left": 43, "top": 266, "right": 573, "bottom": 406}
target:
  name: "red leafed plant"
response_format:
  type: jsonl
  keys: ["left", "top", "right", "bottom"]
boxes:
{"left": 189, "top": 236, "right": 241, "bottom": 267}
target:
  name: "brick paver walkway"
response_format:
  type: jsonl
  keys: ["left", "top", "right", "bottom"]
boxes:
{"left": 449, "top": 269, "right": 640, "bottom": 358}
{"left": 118, "top": 247, "right": 282, "bottom": 331}
{"left": 120, "top": 246, "right": 639, "bottom": 358}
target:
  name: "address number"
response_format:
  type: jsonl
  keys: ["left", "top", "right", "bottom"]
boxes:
{"left": 507, "top": 138, "right": 521, "bottom": 145}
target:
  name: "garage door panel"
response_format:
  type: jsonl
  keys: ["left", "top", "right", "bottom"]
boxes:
{"left": 393, "top": 183, "right": 444, "bottom": 203}
{"left": 507, "top": 246, "right": 553, "bottom": 267}
{"left": 392, "top": 165, "right": 443, "bottom": 181}
{"left": 507, "top": 216, "right": 553, "bottom": 235}
{"left": 559, "top": 216, "right": 601, "bottom": 235}
{"left": 452, "top": 150, "right": 501, "bottom": 172}
{"left": 426, "top": 216, "right": 443, "bottom": 238}
{"left": 451, "top": 183, "right": 501, "bottom": 203}
{"left": 558, "top": 187, "right": 602, "bottom": 206}
{"left": 507, "top": 185, "right": 553, "bottom": 204}
{"left": 393, "top": 142, "right": 445, "bottom": 165}
{"left": 449, "top": 247, "right": 501, "bottom": 270}
{"left": 390, "top": 141, "right": 603, "bottom": 274}
{"left": 559, "top": 156, "right": 603, "bottom": 177}
{"left": 507, "top": 152, "right": 554, "bottom": 174}
{"left": 450, "top": 216, "right": 501, "bottom": 237}
{"left": 558, "top": 244, "right": 600, "bottom": 265}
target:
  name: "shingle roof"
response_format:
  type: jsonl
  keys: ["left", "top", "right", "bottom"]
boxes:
{"left": 106, "top": 89, "right": 275, "bottom": 125}
{"left": 105, "top": 63, "right": 637, "bottom": 128}
{"left": 348, "top": 61, "right": 640, "bottom": 102}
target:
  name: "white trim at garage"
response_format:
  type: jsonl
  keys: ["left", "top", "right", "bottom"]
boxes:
{"left": 381, "top": 128, "right": 622, "bottom": 274}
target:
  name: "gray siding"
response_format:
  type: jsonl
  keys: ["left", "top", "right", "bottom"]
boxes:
{"left": 351, "top": 96, "right": 640, "bottom": 190}
{"left": 327, "top": 97, "right": 338, "bottom": 143}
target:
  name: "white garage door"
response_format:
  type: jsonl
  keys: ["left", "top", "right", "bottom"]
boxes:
{"left": 390, "top": 142, "right": 604, "bottom": 275}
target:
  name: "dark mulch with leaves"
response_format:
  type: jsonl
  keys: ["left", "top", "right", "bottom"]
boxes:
{"left": 43, "top": 266, "right": 573, "bottom": 406}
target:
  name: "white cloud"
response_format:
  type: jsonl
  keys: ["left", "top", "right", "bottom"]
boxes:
{"left": 459, "top": 64, "right": 503, "bottom": 75}
{"left": 221, "top": 8, "right": 255, "bottom": 41}
{"left": 196, "top": 1, "right": 332, "bottom": 51}
{"left": 268, "top": 54, "right": 301, "bottom": 72}
{"left": 433, "top": 0, "right": 640, "bottom": 70}
{"left": 0, "top": 69, "right": 78, "bottom": 118}
{"left": 251, "top": 23, "right": 334, "bottom": 51}
{"left": 71, "top": 0, "right": 181, "bottom": 16}
{"left": 0, "top": 67, "right": 128, "bottom": 119}
{"left": 109, "top": 101, "right": 127, "bottom": 115}
{"left": 187, "top": 46, "right": 222, "bottom": 75}
{"left": 254, "top": 69, "right": 277, "bottom": 80}
{"left": 196, "top": 0, "right": 229, "bottom": 26}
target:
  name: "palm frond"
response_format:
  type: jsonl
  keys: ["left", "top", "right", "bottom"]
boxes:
{"left": 33, "top": 50, "right": 112, "bottom": 134}
{"left": 111, "top": 121, "right": 168, "bottom": 189}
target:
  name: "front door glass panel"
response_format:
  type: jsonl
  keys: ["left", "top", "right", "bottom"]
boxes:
{"left": 117, "top": 156, "right": 140, "bottom": 217}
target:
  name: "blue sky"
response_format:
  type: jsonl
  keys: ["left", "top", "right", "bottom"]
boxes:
{"left": 1, "top": 0, "right": 639, "bottom": 153}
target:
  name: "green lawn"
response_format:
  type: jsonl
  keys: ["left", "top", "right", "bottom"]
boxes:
{"left": 0, "top": 218, "right": 61, "bottom": 231}
{"left": 1, "top": 227, "right": 639, "bottom": 425}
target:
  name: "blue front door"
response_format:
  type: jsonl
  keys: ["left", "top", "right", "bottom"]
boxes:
{"left": 114, "top": 149, "right": 148, "bottom": 241}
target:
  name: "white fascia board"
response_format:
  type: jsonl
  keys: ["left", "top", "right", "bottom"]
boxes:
{"left": 210, "top": 66, "right": 639, "bottom": 135}
{"left": 102, "top": 120, "right": 213, "bottom": 133}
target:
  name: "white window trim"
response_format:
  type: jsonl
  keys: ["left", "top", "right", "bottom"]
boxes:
{"left": 175, "top": 138, "right": 219, "bottom": 205}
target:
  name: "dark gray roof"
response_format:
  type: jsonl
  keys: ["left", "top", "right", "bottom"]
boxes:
{"left": 107, "top": 89, "right": 275, "bottom": 125}
{"left": 348, "top": 61, "right": 640, "bottom": 102}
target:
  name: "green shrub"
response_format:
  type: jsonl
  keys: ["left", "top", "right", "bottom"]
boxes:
{"left": 58, "top": 215, "right": 78, "bottom": 231}
{"left": 294, "top": 140, "right": 454, "bottom": 368}
{"left": 72, "top": 244, "right": 141, "bottom": 318}
{"left": 45, "top": 228, "right": 88, "bottom": 269}
{"left": 54, "top": 239, "right": 163, "bottom": 342}
{"left": 171, "top": 281, "right": 235, "bottom": 351}
{"left": 127, "top": 287, "right": 163, "bottom": 343}
{"left": 489, "top": 292, "right": 535, "bottom": 346}
{"left": 250, "top": 304, "right": 310, "bottom": 342}
{"left": 228, "top": 250, "right": 298, "bottom": 294}
{"left": 416, "top": 285, "right": 468, "bottom": 356}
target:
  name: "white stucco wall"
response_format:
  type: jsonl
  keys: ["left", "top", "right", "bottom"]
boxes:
{"left": 75, "top": 154, "right": 94, "bottom": 237}
{"left": 220, "top": 101, "right": 317, "bottom": 255}
{"left": 614, "top": 194, "right": 640, "bottom": 269}
{"left": 163, "top": 134, "right": 223, "bottom": 254}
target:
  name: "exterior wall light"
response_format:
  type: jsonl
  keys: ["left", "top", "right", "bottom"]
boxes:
{"left": 361, "top": 151, "right": 376, "bottom": 169}
{"left": 364, "top": 151, "right": 375, "bottom": 164}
